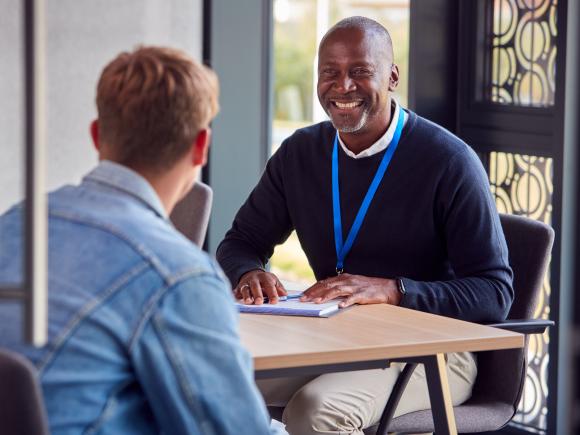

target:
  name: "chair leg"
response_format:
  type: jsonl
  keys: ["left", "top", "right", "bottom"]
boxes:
{"left": 376, "top": 362, "right": 418, "bottom": 435}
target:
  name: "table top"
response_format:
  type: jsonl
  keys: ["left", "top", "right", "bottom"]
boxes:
{"left": 240, "top": 304, "right": 524, "bottom": 371}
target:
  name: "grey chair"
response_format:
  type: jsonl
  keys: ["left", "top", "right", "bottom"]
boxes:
{"left": 0, "top": 349, "right": 49, "bottom": 435}
{"left": 371, "top": 213, "right": 555, "bottom": 434}
{"left": 170, "top": 181, "right": 213, "bottom": 247}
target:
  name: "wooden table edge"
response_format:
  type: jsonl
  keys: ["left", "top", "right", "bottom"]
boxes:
{"left": 252, "top": 333, "right": 524, "bottom": 371}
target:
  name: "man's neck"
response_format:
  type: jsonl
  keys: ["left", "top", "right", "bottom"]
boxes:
{"left": 101, "top": 156, "right": 195, "bottom": 216}
{"left": 339, "top": 101, "right": 394, "bottom": 155}
{"left": 142, "top": 168, "right": 196, "bottom": 216}
{"left": 340, "top": 126, "right": 388, "bottom": 155}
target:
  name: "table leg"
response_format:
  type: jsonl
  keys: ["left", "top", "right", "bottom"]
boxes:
{"left": 423, "top": 353, "right": 457, "bottom": 435}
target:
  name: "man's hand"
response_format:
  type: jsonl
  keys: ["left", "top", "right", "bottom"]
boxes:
{"left": 235, "top": 270, "right": 287, "bottom": 305}
{"left": 300, "top": 273, "right": 402, "bottom": 308}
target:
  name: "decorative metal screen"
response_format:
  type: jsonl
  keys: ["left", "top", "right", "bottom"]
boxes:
{"left": 484, "top": 0, "right": 558, "bottom": 107}
{"left": 489, "top": 152, "right": 552, "bottom": 432}
{"left": 479, "top": 0, "right": 560, "bottom": 430}
{"left": 489, "top": 152, "right": 553, "bottom": 221}
{"left": 465, "top": 0, "right": 562, "bottom": 429}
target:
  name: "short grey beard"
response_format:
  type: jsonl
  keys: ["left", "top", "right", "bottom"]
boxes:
{"left": 333, "top": 109, "right": 369, "bottom": 134}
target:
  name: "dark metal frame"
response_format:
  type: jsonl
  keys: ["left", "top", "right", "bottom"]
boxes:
{"left": 201, "top": 0, "right": 273, "bottom": 173}
{"left": 565, "top": 3, "right": 580, "bottom": 434}
{"left": 410, "top": 1, "right": 572, "bottom": 432}
{"left": 456, "top": 1, "right": 569, "bottom": 434}
{"left": 376, "top": 362, "right": 417, "bottom": 434}
{"left": 257, "top": 354, "right": 459, "bottom": 435}
{"left": 457, "top": 1, "right": 564, "bottom": 157}
{"left": 200, "top": 0, "right": 273, "bottom": 252}
{"left": 254, "top": 359, "right": 391, "bottom": 380}
{"left": 375, "top": 321, "right": 554, "bottom": 435}
{"left": 556, "top": 21, "right": 580, "bottom": 430}
{"left": 201, "top": 0, "right": 211, "bottom": 189}
{"left": 0, "top": 0, "right": 47, "bottom": 346}
{"left": 201, "top": 0, "right": 211, "bottom": 253}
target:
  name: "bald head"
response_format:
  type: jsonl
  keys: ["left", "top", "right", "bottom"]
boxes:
{"left": 316, "top": 16, "right": 400, "bottom": 152}
{"left": 319, "top": 16, "right": 394, "bottom": 63}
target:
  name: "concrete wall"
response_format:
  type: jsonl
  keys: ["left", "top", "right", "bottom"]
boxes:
{"left": 208, "top": 0, "right": 272, "bottom": 252}
{"left": 0, "top": 0, "right": 202, "bottom": 213}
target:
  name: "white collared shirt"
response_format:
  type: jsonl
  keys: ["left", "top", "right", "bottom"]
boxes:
{"left": 338, "top": 99, "right": 408, "bottom": 159}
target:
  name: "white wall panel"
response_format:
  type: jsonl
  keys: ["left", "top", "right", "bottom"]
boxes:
{"left": 0, "top": 0, "right": 203, "bottom": 212}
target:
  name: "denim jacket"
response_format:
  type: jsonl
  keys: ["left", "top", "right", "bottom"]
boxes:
{"left": 0, "top": 161, "right": 278, "bottom": 435}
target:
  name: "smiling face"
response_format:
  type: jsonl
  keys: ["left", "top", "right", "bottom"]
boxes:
{"left": 317, "top": 26, "right": 398, "bottom": 149}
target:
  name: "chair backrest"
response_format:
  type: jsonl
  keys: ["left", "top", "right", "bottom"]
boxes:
{"left": 500, "top": 213, "right": 555, "bottom": 319}
{"left": 471, "top": 213, "right": 554, "bottom": 407}
{"left": 0, "top": 349, "right": 49, "bottom": 435}
{"left": 170, "top": 181, "right": 213, "bottom": 247}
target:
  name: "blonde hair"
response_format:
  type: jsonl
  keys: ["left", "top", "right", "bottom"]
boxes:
{"left": 96, "top": 46, "right": 219, "bottom": 171}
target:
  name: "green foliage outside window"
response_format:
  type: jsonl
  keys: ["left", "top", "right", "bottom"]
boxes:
{"left": 270, "top": 0, "right": 410, "bottom": 285}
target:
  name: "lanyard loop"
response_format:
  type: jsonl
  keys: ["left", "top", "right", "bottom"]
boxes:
{"left": 332, "top": 109, "right": 405, "bottom": 274}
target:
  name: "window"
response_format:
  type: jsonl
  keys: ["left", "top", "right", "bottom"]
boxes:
{"left": 270, "top": 0, "right": 410, "bottom": 284}
{"left": 458, "top": 1, "right": 562, "bottom": 431}
{"left": 480, "top": 0, "right": 557, "bottom": 106}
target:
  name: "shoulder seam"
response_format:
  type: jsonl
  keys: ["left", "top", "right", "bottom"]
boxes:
{"left": 48, "top": 210, "right": 174, "bottom": 281}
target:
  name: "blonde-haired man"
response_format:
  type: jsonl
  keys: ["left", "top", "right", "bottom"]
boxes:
{"left": 0, "top": 47, "right": 280, "bottom": 435}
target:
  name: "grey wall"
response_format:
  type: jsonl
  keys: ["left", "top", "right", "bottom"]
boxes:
{"left": 0, "top": 0, "right": 203, "bottom": 213}
{"left": 208, "top": 0, "right": 272, "bottom": 252}
{"left": 0, "top": 1, "right": 26, "bottom": 213}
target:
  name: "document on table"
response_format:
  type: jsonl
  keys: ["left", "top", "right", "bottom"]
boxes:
{"left": 236, "top": 290, "right": 343, "bottom": 318}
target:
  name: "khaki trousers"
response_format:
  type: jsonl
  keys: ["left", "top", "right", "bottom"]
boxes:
{"left": 258, "top": 352, "right": 477, "bottom": 435}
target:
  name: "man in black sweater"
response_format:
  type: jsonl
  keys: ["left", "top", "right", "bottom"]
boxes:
{"left": 217, "top": 16, "right": 513, "bottom": 435}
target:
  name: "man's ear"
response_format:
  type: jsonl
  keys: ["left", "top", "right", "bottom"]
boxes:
{"left": 388, "top": 64, "right": 400, "bottom": 92}
{"left": 192, "top": 128, "right": 211, "bottom": 166}
{"left": 90, "top": 120, "right": 100, "bottom": 151}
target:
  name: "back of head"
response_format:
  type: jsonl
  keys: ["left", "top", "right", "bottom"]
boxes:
{"left": 96, "top": 46, "right": 219, "bottom": 173}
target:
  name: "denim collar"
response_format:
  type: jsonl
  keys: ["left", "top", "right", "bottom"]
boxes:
{"left": 83, "top": 160, "right": 168, "bottom": 219}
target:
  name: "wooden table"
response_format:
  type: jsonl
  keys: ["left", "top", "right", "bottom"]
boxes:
{"left": 240, "top": 304, "right": 523, "bottom": 435}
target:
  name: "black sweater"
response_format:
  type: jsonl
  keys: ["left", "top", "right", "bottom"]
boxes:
{"left": 217, "top": 111, "right": 514, "bottom": 322}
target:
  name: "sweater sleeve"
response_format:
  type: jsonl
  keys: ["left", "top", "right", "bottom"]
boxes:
{"left": 216, "top": 144, "right": 293, "bottom": 287}
{"left": 399, "top": 147, "right": 514, "bottom": 322}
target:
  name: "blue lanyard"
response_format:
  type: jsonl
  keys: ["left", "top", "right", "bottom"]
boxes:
{"left": 332, "top": 109, "right": 405, "bottom": 274}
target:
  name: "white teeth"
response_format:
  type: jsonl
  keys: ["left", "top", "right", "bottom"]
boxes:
{"left": 334, "top": 101, "right": 361, "bottom": 109}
